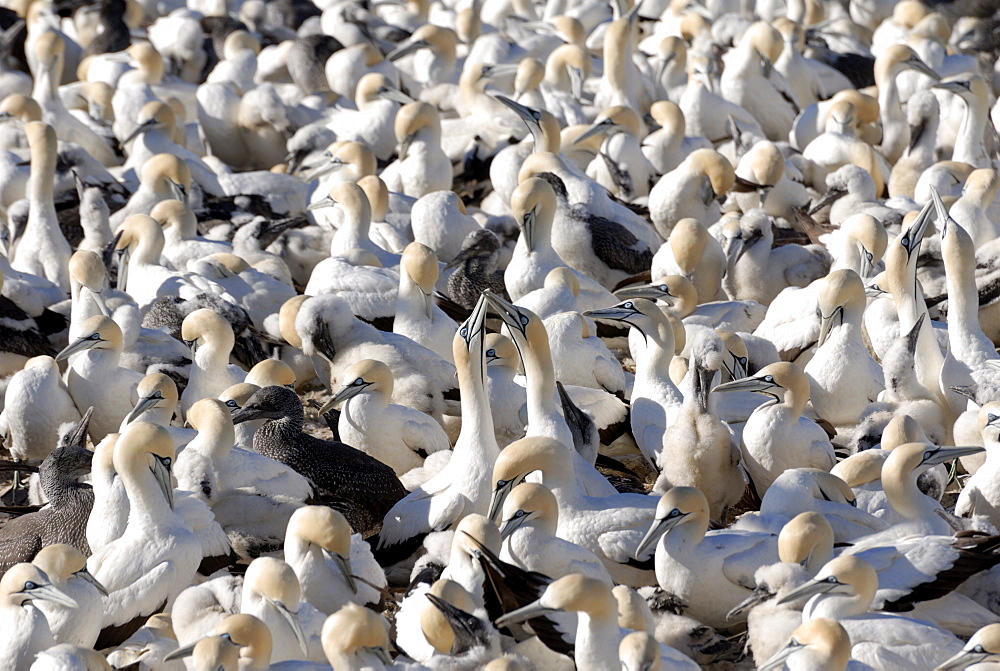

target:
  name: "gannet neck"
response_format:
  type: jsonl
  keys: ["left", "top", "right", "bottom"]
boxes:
{"left": 953, "top": 86, "right": 989, "bottom": 167}
{"left": 602, "top": 18, "right": 632, "bottom": 106}
{"left": 576, "top": 610, "right": 621, "bottom": 670}
{"left": 117, "top": 443, "right": 175, "bottom": 531}
{"left": 454, "top": 334, "right": 497, "bottom": 459}
{"left": 943, "top": 220, "right": 995, "bottom": 367}
{"left": 803, "top": 591, "right": 869, "bottom": 620}
{"left": 27, "top": 123, "right": 57, "bottom": 214}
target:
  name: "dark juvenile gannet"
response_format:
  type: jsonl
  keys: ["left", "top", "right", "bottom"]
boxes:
{"left": 232, "top": 385, "right": 407, "bottom": 534}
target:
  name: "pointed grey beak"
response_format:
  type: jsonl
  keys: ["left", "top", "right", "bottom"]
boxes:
{"left": 484, "top": 292, "right": 529, "bottom": 338}
{"left": 614, "top": 285, "right": 673, "bottom": 304}
{"left": 26, "top": 583, "right": 80, "bottom": 609}
{"left": 759, "top": 637, "right": 803, "bottom": 670}
{"left": 163, "top": 641, "right": 197, "bottom": 661}
{"left": 488, "top": 476, "right": 520, "bottom": 523}
{"left": 386, "top": 39, "right": 428, "bottom": 62}
{"left": 329, "top": 551, "right": 357, "bottom": 594}
{"left": 124, "top": 394, "right": 161, "bottom": 426}
{"left": 270, "top": 598, "right": 308, "bottom": 654}
{"left": 56, "top": 334, "right": 103, "bottom": 362}
{"left": 152, "top": 455, "right": 174, "bottom": 510}
{"left": 776, "top": 576, "right": 839, "bottom": 605}
{"left": 318, "top": 381, "right": 370, "bottom": 415}
{"left": 725, "top": 586, "right": 770, "bottom": 621}
{"left": 75, "top": 568, "right": 110, "bottom": 597}
{"left": 713, "top": 375, "right": 778, "bottom": 395}
{"left": 499, "top": 510, "right": 530, "bottom": 542}
{"left": 494, "top": 598, "right": 557, "bottom": 627}
{"left": 583, "top": 302, "right": 642, "bottom": 323}
{"left": 921, "top": 445, "right": 985, "bottom": 466}
{"left": 634, "top": 514, "right": 684, "bottom": 560}
{"left": 935, "top": 647, "right": 992, "bottom": 671}
{"left": 904, "top": 56, "right": 939, "bottom": 81}
{"left": 817, "top": 305, "right": 843, "bottom": 347}
{"left": 377, "top": 87, "right": 413, "bottom": 104}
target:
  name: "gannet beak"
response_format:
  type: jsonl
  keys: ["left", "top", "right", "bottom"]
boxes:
{"left": 859, "top": 247, "right": 876, "bottom": 280}
{"left": 583, "top": 301, "right": 642, "bottom": 323}
{"left": 307, "top": 195, "right": 337, "bottom": 211}
{"left": 567, "top": 66, "right": 584, "bottom": 101}
{"left": 634, "top": 513, "right": 683, "bottom": 559}
{"left": 494, "top": 598, "right": 556, "bottom": 627}
{"left": 28, "top": 583, "right": 79, "bottom": 609}
{"left": 163, "top": 641, "right": 198, "bottom": 661}
{"left": 724, "top": 234, "right": 745, "bottom": 265}
{"left": 459, "top": 293, "right": 489, "bottom": 349}
{"left": 494, "top": 95, "right": 540, "bottom": 133}
{"left": 482, "top": 63, "right": 519, "bottom": 79}
{"left": 929, "top": 186, "right": 952, "bottom": 235}
{"left": 167, "top": 180, "right": 187, "bottom": 205}
{"left": 725, "top": 586, "right": 770, "bottom": 621}
{"left": 230, "top": 405, "right": 263, "bottom": 425}
{"left": 777, "top": 576, "right": 840, "bottom": 605}
{"left": 56, "top": 334, "right": 104, "bottom": 361}
{"left": 397, "top": 133, "right": 415, "bottom": 161}
{"left": 329, "top": 551, "right": 357, "bottom": 594}
{"left": 905, "top": 55, "right": 939, "bottom": 81}
{"left": 713, "top": 374, "right": 778, "bottom": 395}
{"left": 152, "top": 455, "right": 174, "bottom": 510}
{"left": 484, "top": 292, "right": 529, "bottom": 338}
{"left": 921, "top": 445, "right": 985, "bottom": 466}
{"left": 865, "top": 281, "right": 886, "bottom": 299}
{"left": 121, "top": 119, "right": 158, "bottom": 145}
{"left": 759, "top": 638, "right": 802, "bottom": 670}
{"left": 817, "top": 306, "right": 843, "bottom": 347}
{"left": 444, "top": 238, "right": 489, "bottom": 270}
{"left": 574, "top": 120, "right": 612, "bottom": 145}
{"left": 807, "top": 187, "right": 846, "bottom": 216}
{"left": 614, "top": 285, "right": 673, "bottom": 304}
{"left": 498, "top": 510, "right": 530, "bottom": 542}
{"left": 386, "top": 39, "right": 428, "bottom": 62}
{"left": 902, "top": 200, "right": 933, "bottom": 259}
{"left": 377, "top": 86, "right": 413, "bottom": 104}
{"left": 74, "top": 568, "right": 110, "bottom": 597}
{"left": 271, "top": 599, "right": 308, "bottom": 654}
{"left": 124, "top": 394, "right": 161, "bottom": 426}
{"left": 655, "top": 51, "right": 676, "bottom": 83}
{"left": 318, "top": 381, "right": 369, "bottom": 414}
{"left": 699, "top": 176, "right": 716, "bottom": 207}
{"left": 116, "top": 247, "right": 130, "bottom": 291}
{"left": 85, "top": 287, "right": 112, "bottom": 317}
{"left": 488, "top": 476, "right": 520, "bottom": 522}
{"left": 935, "top": 647, "right": 991, "bottom": 670}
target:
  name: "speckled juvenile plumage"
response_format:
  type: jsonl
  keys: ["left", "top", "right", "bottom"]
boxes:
{"left": 233, "top": 385, "right": 407, "bottom": 534}
{"left": 446, "top": 229, "right": 509, "bottom": 310}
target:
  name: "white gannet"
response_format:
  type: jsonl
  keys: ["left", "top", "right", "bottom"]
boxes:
{"left": 714, "top": 362, "right": 835, "bottom": 494}
{"left": 283, "top": 506, "right": 384, "bottom": 615}
{"left": 180, "top": 309, "right": 247, "bottom": 416}
{"left": 321, "top": 358, "right": 451, "bottom": 481}
{"left": 935, "top": 623, "right": 1000, "bottom": 669}
{"left": 804, "top": 269, "right": 884, "bottom": 427}
{"left": 957, "top": 403, "right": 1000, "bottom": 526}
{"left": 378, "top": 101, "right": 452, "bottom": 198}
{"left": 238, "top": 557, "right": 324, "bottom": 663}
{"left": 11, "top": 120, "right": 72, "bottom": 293}
{"left": 110, "top": 154, "right": 191, "bottom": 230}
{"left": 307, "top": 180, "right": 400, "bottom": 269}
{"left": 579, "top": 106, "right": 654, "bottom": 202}
{"left": 150, "top": 199, "right": 232, "bottom": 271}
{"left": 57, "top": 315, "right": 143, "bottom": 442}
{"left": 496, "top": 574, "right": 700, "bottom": 670}
{"left": 120, "top": 373, "right": 195, "bottom": 448}
{"left": 635, "top": 486, "right": 779, "bottom": 628}
{"left": 104, "top": 613, "right": 184, "bottom": 671}
{"left": 393, "top": 241, "right": 457, "bottom": 363}
{"left": 649, "top": 148, "right": 735, "bottom": 238}
{"left": 650, "top": 217, "right": 727, "bottom": 303}
{"left": 779, "top": 555, "right": 965, "bottom": 668}
{"left": 322, "top": 603, "right": 394, "bottom": 669}
{"left": 0, "top": 563, "right": 79, "bottom": 669}
{"left": 88, "top": 422, "right": 201, "bottom": 648}
{"left": 488, "top": 436, "right": 657, "bottom": 586}
{"left": 933, "top": 75, "right": 993, "bottom": 170}
{"left": 875, "top": 43, "right": 940, "bottom": 164}
{"left": 758, "top": 618, "right": 855, "bottom": 671}
{"left": 31, "top": 543, "right": 107, "bottom": 648}
{"left": 0, "top": 356, "right": 80, "bottom": 467}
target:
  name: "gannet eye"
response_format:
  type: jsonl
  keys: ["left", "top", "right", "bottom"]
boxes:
{"left": 24, "top": 581, "right": 37, "bottom": 590}
{"left": 497, "top": 479, "right": 509, "bottom": 489}
{"left": 460, "top": 327, "right": 469, "bottom": 337}
{"left": 520, "top": 315, "right": 529, "bottom": 325}
{"left": 623, "top": 302, "right": 634, "bottom": 309}
{"left": 353, "top": 378, "right": 365, "bottom": 386}
{"left": 825, "top": 575, "right": 837, "bottom": 583}
{"left": 162, "top": 457, "right": 172, "bottom": 467}
{"left": 658, "top": 285, "right": 669, "bottom": 292}
{"left": 89, "top": 333, "right": 101, "bottom": 340}
{"left": 152, "top": 391, "right": 163, "bottom": 399}
{"left": 486, "top": 349, "right": 496, "bottom": 357}
{"left": 739, "top": 357, "right": 748, "bottom": 365}
{"left": 531, "top": 110, "right": 541, "bottom": 120}
{"left": 667, "top": 508, "right": 682, "bottom": 518}
{"left": 900, "top": 237, "right": 909, "bottom": 248}
{"left": 866, "top": 251, "right": 874, "bottom": 262}
{"left": 763, "top": 375, "right": 774, "bottom": 383}
{"left": 989, "top": 414, "right": 998, "bottom": 423}
{"left": 513, "top": 510, "right": 527, "bottom": 518}
{"left": 225, "top": 400, "right": 237, "bottom": 408}
{"left": 924, "top": 450, "right": 934, "bottom": 461}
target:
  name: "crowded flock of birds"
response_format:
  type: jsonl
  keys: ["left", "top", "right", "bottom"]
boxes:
{"left": 4, "top": 0, "right": 1000, "bottom": 668}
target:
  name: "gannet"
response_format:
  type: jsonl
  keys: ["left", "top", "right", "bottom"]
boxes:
{"left": 578, "top": 106, "right": 654, "bottom": 201}
{"left": 9, "top": 121, "right": 71, "bottom": 294}
{"left": 238, "top": 557, "right": 324, "bottom": 663}
{"left": 104, "top": 612, "right": 183, "bottom": 671}
{"left": 496, "top": 574, "right": 700, "bottom": 670}
{"left": 721, "top": 209, "right": 831, "bottom": 307}
{"left": 503, "top": 176, "right": 618, "bottom": 310}
{"left": 957, "top": 403, "right": 1000, "bottom": 526}
{"left": 31, "top": 543, "right": 107, "bottom": 647}
{"left": 180, "top": 308, "right": 246, "bottom": 416}
{"left": 636, "top": 487, "right": 779, "bottom": 628}
{"left": 780, "top": 556, "right": 964, "bottom": 667}
{"left": 322, "top": 603, "right": 394, "bottom": 669}
{"left": 650, "top": 218, "right": 727, "bottom": 304}
{"left": 889, "top": 89, "right": 940, "bottom": 199}
{"left": 57, "top": 315, "right": 143, "bottom": 442}
{"left": 585, "top": 299, "right": 682, "bottom": 469}
{"left": 375, "top": 295, "right": 498, "bottom": 560}
{"left": 714, "top": 362, "right": 835, "bottom": 493}
{"left": 150, "top": 199, "right": 232, "bottom": 271}
{"left": 804, "top": 269, "right": 884, "bottom": 427}
{"left": 499, "top": 482, "right": 613, "bottom": 585}
{"left": 378, "top": 101, "right": 452, "bottom": 198}
{"left": 489, "top": 436, "right": 657, "bottom": 586}
{"left": 484, "top": 292, "right": 616, "bottom": 495}
{"left": 934, "top": 75, "right": 993, "bottom": 170}
{"left": 394, "top": 242, "right": 457, "bottom": 363}
{"left": 641, "top": 100, "right": 709, "bottom": 177}
{"left": 0, "top": 356, "right": 80, "bottom": 468}
{"left": 649, "top": 148, "right": 735, "bottom": 238}
{"left": 936, "top": 623, "right": 1000, "bottom": 670}
{"left": 288, "top": 293, "right": 459, "bottom": 421}
{"left": 232, "top": 385, "right": 407, "bottom": 535}
{"left": 758, "top": 618, "right": 854, "bottom": 670}
{"left": 321, "top": 358, "right": 451, "bottom": 480}
{"left": 875, "top": 44, "right": 940, "bottom": 164}
{"left": 0, "top": 563, "right": 79, "bottom": 669}
{"left": 110, "top": 154, "right": 191, "bottom": 230}
{"left": 308, "top": 181, "right": 401, "bottom": 269}
{"left": 88, "top": 422, "right": 201, "bottom": 648}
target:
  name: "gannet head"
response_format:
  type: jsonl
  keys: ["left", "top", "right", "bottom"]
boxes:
{"left": 401, "top": 241, "right": 439, "bottom": 314}
{"left": 68, "top": 250, "right": 111, "bottom": 314}
{"left": 726, "top": 209, "right": 772, "bottom": 264}
{"left": 287, "top": 506, "right": 355, "bottom": 593}
{"left": 231, "top": 386, "right": 300, "bottom": 425}
{"left": 1, "top": 563, "right": 78, "bottom": 609}
{"left": 831, "top": 450, "right": 886, "bottom": 488}
{"left": 307, "top": 180, "right": 373, "bottom": 220}
{"left": 687, "top": 149, "right": 735, "bottom": 207}
{"left": 712, "top": 361, "right": 804, "bottom": 405}
{"left": 614, "top": 275, "right": 697, "bottom": 316}
{"left": 778, "top": 555, "right": 876, "bottom": 610}
{"left": 634, "top": 486, "right": 710, "bottom": 559}
{"left": 840, "top": 213, "right": 887, "bottom": 279}
{"left": 933, "top": 75, "right": 988, "bottom": 108}
{"left": 453, "top": 291, "right": 488, "bottom": 366}
{"left": 454, "top": 513, "right": 502, "bottom": 557}
{"left": 220, "top": 382, "right": 261, "bottom": 417}
{"left": 877, "top": 43, "right": 939, "bottom": 82}
{"left": 484, "top": 333, "right": 518, "bottom": 370}
{"left": 936, "top": 623, "right": 1000, "bottom": 670}
{"left": 123, "top": 100, "right": 175, "bottom": 145}
{"left": 323, "top": 603, "right": 392, "bottom": 664}
{"left": 759, "top": 618, "right": 852, "bottom": 671}
{"left": 116, "top": 421, "right": 176, "bottom": 510}
{"left": 777, "top": 511, "right": 834, "bottom": 570}
{"left": 978, "top": 402, "right": 1000, "bottom": 444}
{"left": 181, "top": 308, "right": 235, "bottom": 355}
{"left": 34, "top": 30, "right": 65, "bottom": 71}
{"left": 246, "top": 359, "right": 296, "bottom": 389}
{"left": 165, "top": 613, "right": 273, "bottom": 664}
{"left": 124, "top": 373, "right": 179, "bottom": 425}
{"left": 499, "top": 482, "right": 558, "bottom": 541}
{"left": 445, "top": 229, "right": 501, "bottom": 271}
{"left": 817, "top": 269, "right": 865, "bottom": 346}
{"left": 320, "top": 358, "right": 394, "bottom": 413}
{"left": 141, "top": 154, "right": 191, "bottom": 203}
{"left": 716, "top": 330, "right": 749, "bottom": 381}
{"left": 575, "top": 105, "right": 642, "bottom": 144}
{"left": 619, "top": 631, "right": 660, "bottom": 671}
{"left": 513, "top": 57, "right": 543, "bottom": 99}
{"left": 149, "top": 199, "right": 193, "bottom": 235}
{"left": 495, "top": 574, "right": 615, "bottom": 627}
{"left": 357, "top": 175, "right": 390, "bottom": 222}
{"left": 386, "top": 24, "right": 457, "bottom": 63}
{"left": 544, "top": 43, "right": 590, "bottom": 99}
{"left": 488, "top": 436, "right": 568, "bottom": 522}
{"left": 510, "top": 175, "right": 557, "bottom": 251}
{"left": 395, "top": 102, "right": 440, "bottom": 159}
{"left": 881, "top": 414, "right": 928, "bottom": 450}
{"left": 0, "top": 94, "right": 41, "bottom": 124}
{"left": 494, "top": 95, "right": 561, "bottom": 151}
{"left": 244, "top": 557, "right": 307, "bottom": 654}
{"left": 355, "top": 72, "right": 410, "bottom": 106}
{"left": 584, "top": 298, "right": 676, "bottom": 351}
{"left": 483, "top": 291, "right": 547, "bottom": 354}
{"left": 648, "top": 100, "right": 684, "bottom": 135}
{"left": 56, "top": 315, "right": 123, "bottom": 360}
{"left": 304, "top": 142, "right": 376, "bottom": 183}
{"left": 186, "top": 398, "right": 234, "bottom": 438}
{"left": 32, "top": 544, "right": 108, "bottom": 596}
{"left": 420, "top": 579, "right": 478, "bottom": 655}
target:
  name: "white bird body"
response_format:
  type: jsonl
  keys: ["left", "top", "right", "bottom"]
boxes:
{"left": 0, "top": 356, "right": 80, "bottom": 463}
{"left": 32, "top": 546, "right": 105, "bottom": 648}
